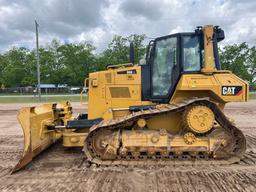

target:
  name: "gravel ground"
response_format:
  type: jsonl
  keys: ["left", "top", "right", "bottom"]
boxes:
{"left": 0, "top": 101, "right": 255, "bottom": 192}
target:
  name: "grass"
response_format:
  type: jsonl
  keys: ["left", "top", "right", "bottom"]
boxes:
{"left": 250, "top": 92, "right": 256, "bottom": 100}
{"left": 0, "top": 95, "right": 87, "bottom": 103}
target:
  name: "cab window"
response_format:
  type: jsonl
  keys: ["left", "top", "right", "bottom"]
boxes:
{"left": 183, "top": 36, "right": 201, "bottom": 72}
{"left": 152, "top": 37, "right": 177, "bottom": 96}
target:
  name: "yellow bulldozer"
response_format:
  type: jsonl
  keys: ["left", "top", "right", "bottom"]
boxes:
{"left": 13, "top": 25, "right": 249, "bottom": 173}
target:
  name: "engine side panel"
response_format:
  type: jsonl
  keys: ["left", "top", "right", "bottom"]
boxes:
{"left": 88, "top": 65, "right": 152, "bottom": 120}
{"left": 171, "top": 72, "right": 249, "bottom": 105}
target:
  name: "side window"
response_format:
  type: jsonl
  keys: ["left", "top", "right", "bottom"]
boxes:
{"left": 152, "top": 37, "right": 177, "bottom": 96}
{"left": 183, "top": 36, "right": 201, "bottom": 72}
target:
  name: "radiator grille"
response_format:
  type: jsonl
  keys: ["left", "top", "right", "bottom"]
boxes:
{"left": 109, "top": 87, "right": 131, "bottom": 98}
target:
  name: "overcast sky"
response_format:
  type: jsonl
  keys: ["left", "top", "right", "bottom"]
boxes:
{"left": 0, "top": 0, "right": 255, "bottom": 52}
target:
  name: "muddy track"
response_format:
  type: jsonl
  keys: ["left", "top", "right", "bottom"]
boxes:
{"left": 0, "top": 102, "right": 256, "bottom": 191}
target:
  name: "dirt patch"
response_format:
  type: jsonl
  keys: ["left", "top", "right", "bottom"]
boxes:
{"left": 0, "top": 101, "right": 256, "bottom": 191}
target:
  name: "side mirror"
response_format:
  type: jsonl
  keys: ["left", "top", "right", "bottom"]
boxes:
{"left": 139, "top": 56, "right": 146, "bottom": 65}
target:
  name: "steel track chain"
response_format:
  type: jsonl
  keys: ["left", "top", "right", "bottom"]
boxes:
{"left": 83, "top": 98, "right": 246, "bottom": 167}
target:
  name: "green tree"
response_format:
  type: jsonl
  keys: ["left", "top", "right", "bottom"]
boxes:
{"left": 0, "top": 54, "right": 6, "bottom": 86}
{"left": 101, "top": 34, "right": 146, "bottom": 66}
{"left": 1, "top": 47, "right": 30, "bottom": 87}
{"left": 247, "top": 46, "right": 256, "bottom": 86}
{"left": 220, "top": 43, "right": 251, "bottom": 82}
{"left": 127, "top": 34, "right": 146, "bottom": 64}
{"left": 56, "top": 42, "right": 95, "bottom": 85}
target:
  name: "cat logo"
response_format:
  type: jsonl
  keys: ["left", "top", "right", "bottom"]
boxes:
{"left": 222, "top": 86, "right": 242, "bottom": 96}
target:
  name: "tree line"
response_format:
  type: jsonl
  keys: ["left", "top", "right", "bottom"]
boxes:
{"left": 0, "top": 34, "right": 255, "bottom": 89}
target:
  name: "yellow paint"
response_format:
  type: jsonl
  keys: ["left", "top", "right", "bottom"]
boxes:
{"left": 121, "top": 130, "right": 221, "bottom": 154}
{"left": 201, "top": 25, "right": 216, "bottom": 74}
{"left": 87, "top": 64, "right": 148, "bottom": 119}
{"left": 171, "top": 71, "right": 249, "bottom": 104}
{"left": 146, "top": 111, "right": 182, "bottom": 133}
{"left": 137, "top": 118, "right": 147, "bottom": 128}
{"left": 63, "top": 132, "right": 87, "bottom": 147}
{"left": 185, "top": 105, "right": 215, "bottom": 134}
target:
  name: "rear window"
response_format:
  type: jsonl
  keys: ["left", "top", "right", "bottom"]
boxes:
{"left": 183, "top": 36, "right": 201, "bottom": 72}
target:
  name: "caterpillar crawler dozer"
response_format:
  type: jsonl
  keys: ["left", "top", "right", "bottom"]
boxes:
{"left": 13, "top": 25, "right": 249, "bottom": 173}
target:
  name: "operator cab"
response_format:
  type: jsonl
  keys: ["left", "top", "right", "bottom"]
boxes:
{"left": 141, "top": 26, "right": 225, "bottom": 103}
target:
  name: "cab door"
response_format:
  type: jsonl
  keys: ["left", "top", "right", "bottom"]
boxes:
{"left": 150, "top": 34, "right": 180, "bottom": 103}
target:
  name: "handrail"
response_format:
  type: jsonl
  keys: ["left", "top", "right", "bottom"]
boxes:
{"left": 107, "top": 63, "right": 134, "bottom": 69}
{"left": 80, "top": 78, "right": 89, "bottom": 105}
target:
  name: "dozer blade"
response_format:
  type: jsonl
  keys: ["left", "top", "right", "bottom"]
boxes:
{"left": 12, "top": 102, "right": 72, "bottom": 173}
